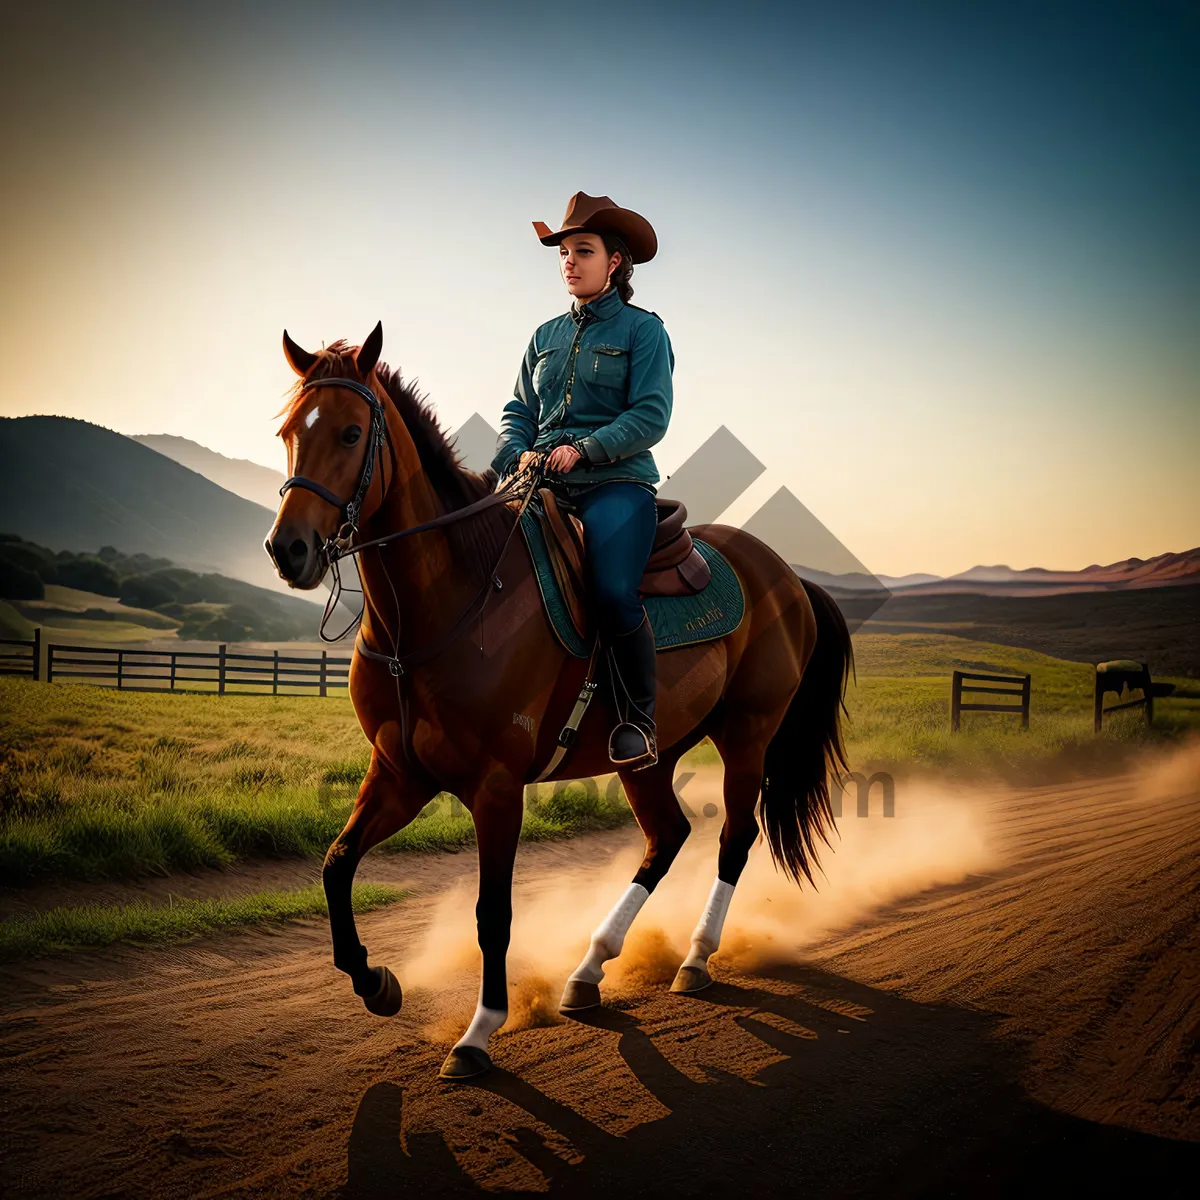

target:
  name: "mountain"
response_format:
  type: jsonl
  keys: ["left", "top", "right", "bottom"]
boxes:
{"left": 0, "top": 416, "right": 315, "bottom": 606}
{"left": 805, "top": 549, "right": 1200, "bottom": 596}
{"left": 796, "top": 568, "right": 936, "bottom": 594}
{"left": 14, "top": 416, "right": 1195, "bottom": 607}
{"left": 878, "top": 572, "right": 943, "bottom": 589}
{"left": 894, "top": 547, "right": 1200, "bottom": 595}
{"left": 132, "top": 434, "right": 287, "bottom": 512}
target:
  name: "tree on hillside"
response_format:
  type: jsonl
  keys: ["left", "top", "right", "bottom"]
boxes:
{"left": 51, "top": 556, "right": 121, "bottom": 597}
{"left": 178, "top": 603, "right": 270, "bottom": 642}
{"left": 119, "top": 574, "right": 178, "bottom": 610}
{"left": 0, "top": 560, "right": 44, "bottom": 601}
{"left": 0, "top": 540, "right": 55, "bottom": 577}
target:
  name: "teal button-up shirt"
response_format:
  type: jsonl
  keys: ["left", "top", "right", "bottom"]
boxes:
{"left": 491, "top": 285, "right": 674, "bottom": 489}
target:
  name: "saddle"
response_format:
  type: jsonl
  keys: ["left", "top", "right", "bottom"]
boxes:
{"left": 533, "top": 488, "right": 712, "bottom": 639}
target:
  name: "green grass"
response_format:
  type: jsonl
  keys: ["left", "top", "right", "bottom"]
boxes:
{"left": 0, "top": 600, "right": 35, "bottom": 640}
{"left": 0, "top": 680, "right": 633, "bottom": 886}
{"left": 2, "top": 631, "right": 1196, "bottom": 888}
{"left": 29, "top": 585, "right": 182, "bottom": 630}
{"left": 0, "top": 881, "right": 404, "bottom": 961}
{"left": 678, "top": 632, "right": 1200, "bottom": 781}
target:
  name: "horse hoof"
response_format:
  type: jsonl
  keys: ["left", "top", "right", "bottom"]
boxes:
{"left": 559, "top": 979, "right": 602, "bottom": 1012}
{"left": 439, "top": 1045, "right": 492, "bottom": 1082}
{"left": 362, "top": 966, "right": 403, "bottom": 1017}
{"left": 670, "top": 965, "right": 712, "bottom": 995}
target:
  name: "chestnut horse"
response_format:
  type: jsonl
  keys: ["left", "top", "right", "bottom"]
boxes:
{"left": 266, "top": 323, "right": 853, "bottom": 1081}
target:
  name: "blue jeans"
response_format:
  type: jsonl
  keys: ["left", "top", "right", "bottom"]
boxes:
{"left": 563, "top": 482, "right": 658, "bottom": 638}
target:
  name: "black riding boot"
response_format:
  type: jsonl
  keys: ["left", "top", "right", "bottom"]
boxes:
{"left": 605, "top": 611, "right": 658, "bottom": 770}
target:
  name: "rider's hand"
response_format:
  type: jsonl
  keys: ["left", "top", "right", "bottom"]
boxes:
{"left": 546, "top": 444, "right": 583, "bottom": 474}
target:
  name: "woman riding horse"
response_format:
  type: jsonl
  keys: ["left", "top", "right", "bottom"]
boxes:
{"left": 491, "top": 191, "right": 671, "bottom": 772}
{"left": 268, "top": 231, "right": 852, "bottom": 1081}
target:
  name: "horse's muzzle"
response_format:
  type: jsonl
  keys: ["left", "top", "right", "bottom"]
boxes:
{"left": 265, "top": 527, "right": 323, "bottom": 588}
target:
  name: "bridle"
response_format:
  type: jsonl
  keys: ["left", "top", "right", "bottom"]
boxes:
{"left": 280, "top": 376, "right": 394, "bottom": 554}
{"left": 277, "top": 374, "right": 544, "bottom": 676}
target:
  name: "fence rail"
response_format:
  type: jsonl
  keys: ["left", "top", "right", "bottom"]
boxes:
{"left": 1094, "top": 661, "right": 1155, "bottom": 732}
{"left": 951, "top": 669, "right": 1031, "bottom": 731}
{"left": 43, "top": 641, "right": 350, "bottom": 695}
{"left": 0, "top": 629, "right": 40, "bottom": 680}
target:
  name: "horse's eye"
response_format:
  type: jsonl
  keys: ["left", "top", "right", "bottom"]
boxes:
{"left": 341, "top": 425, "right": 362, "bottom": 446}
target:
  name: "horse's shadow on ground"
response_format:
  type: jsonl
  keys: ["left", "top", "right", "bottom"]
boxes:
{"left": 338, "top": 963, "right": 1199, "bottom": 1198}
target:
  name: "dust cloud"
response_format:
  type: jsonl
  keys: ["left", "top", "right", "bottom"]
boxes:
{"left": 1129, "top": 730, "right": 1200, "bottom": 804}
{"left": 401, "top": 765, "right": 998, "bottom": 1039}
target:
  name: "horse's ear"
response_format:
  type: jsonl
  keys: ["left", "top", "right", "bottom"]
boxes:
{"left": 355, "top": 321, "right": 384, "bottom": 379}
{"left": 283, "top": 330, "right": 318, "bottom": 377}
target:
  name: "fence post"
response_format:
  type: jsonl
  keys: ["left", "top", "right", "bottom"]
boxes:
{"left": 170, "top": 652, "right": 177, "bottom": 691}
{"left": 46, "top": 642, "right": 55, "bottom": 684}
{"left": 32, "top": 627, "right": 41, "bottom": 682}
{"left": 319, "top": 650, "right": 328, "bottom": 698}
{"left": 218, "top": 644, "right": 227, "bottom": 695}
{"left": 1021, "top": 674, "right": 1031, "bottom": 730}
{"left": 951, "top": 670, "right": 962, "bottom": 732}
{"left": 273, "top": 649, "right": 279, "bottom": 696}
{"left": 116, "top": 649, "right": 124, "bottom": 691}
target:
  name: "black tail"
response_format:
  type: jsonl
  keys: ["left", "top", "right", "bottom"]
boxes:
{"left": 759, "top": 579, "right": 856, "bottom": 887}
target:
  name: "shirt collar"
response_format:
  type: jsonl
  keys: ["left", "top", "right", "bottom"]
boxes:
{"left": 569, "top": 284, "right": 624, "bottom": 326}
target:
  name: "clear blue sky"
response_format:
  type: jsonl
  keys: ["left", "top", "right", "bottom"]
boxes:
{"left": 1, "top": 0, "right": 1196, "bottom": 576}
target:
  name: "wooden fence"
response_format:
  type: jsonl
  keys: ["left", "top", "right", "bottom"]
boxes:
{"left": 44, "top": 642, "right": 351, "bottom": 696}
{"left": 1094, "top": 660, "right": 1155, "bottom": 732}
{"left": 0, "top": 629, "right": 40, "bottom": 680}
{"left": 951, "top": 669, "right": 1031, "bottom": 731}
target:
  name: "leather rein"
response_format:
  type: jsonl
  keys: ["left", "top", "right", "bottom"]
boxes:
{"left": 279, "top": 375, "right": 544, "bottom": 678}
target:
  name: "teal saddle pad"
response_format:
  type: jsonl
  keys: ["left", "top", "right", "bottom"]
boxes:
{"left": 519, "top": 509, "right": 745, "bottom": 658}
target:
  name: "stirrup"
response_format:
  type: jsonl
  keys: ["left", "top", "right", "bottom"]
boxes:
{"left": 609, "top": 721, "right": 658, "bottom": 770}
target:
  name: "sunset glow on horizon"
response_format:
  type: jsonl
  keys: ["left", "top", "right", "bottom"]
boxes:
{"left": 1, "top": 1, "right": 1196, "bottom": 578}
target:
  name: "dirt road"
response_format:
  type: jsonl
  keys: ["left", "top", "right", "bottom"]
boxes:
{"left": 2, "top": 746, "right": 1199, "bottom": 1197}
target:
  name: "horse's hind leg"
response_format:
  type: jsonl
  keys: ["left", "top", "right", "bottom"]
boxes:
{"left": 560, "top": 746, "right": 691, "bottom": 1012}
{"left": 671, "top": 726, "right": 769, "bottom": 995}
{"left": 323, "top": 751, "right": 437, "bottom": 1016}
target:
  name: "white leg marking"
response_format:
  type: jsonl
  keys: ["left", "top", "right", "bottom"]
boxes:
{"left": 453, "top": 994, "right": 507, "bottom": 1053}
{"left": 568, "top": 882, "right": 650, "bottom": 986}
{"left": 681, "top": 878, "right": 736, "bottom": 970}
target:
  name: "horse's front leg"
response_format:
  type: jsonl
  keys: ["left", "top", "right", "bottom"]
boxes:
{"left": 323, "top": 750, "right": 438, "bottom": 1015}
{"left": 438, "top": 768, "right": 525, "bottom": 1081}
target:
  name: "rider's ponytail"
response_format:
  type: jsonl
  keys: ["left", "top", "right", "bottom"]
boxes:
{"left": 601, "top": 232, "right": 635, "bottom": 304}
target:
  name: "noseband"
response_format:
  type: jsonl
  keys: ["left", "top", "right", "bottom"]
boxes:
{"left": 279, "top": 377, "right": 392, "bottom": 545}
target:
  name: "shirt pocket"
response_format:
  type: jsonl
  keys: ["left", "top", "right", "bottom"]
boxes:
{"left": 532, "top": 347, "right": 560, "bottom": 399}
{"left": 587, "top": 344, "right": 629, "bottom": 390}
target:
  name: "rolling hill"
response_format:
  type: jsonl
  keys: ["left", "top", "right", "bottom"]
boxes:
{"left": 1, "top": 534, "right": 330, "bottom": 642}
{"left": 0, "top": 416, "right": 315, "bottom": 605}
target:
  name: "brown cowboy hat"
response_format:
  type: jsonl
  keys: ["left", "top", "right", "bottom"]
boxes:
{"left": 532, "top": 191, "right": 658, "bottom": 264}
